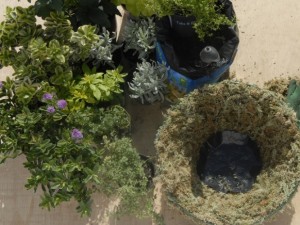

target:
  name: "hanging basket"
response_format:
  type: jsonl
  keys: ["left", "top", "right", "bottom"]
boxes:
{"left": 155, "top": 80, "right": 300, "bottom": 225}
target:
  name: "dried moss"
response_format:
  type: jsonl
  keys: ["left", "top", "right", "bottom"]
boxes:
{"left": 155, "top": 80, "right": 300, "bottom": 225}
{"left": 263, "top": 76, "right": 300, "bottom": 96}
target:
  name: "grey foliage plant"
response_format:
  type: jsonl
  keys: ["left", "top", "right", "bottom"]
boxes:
{"left": 123, "top": 17, "right": 156, "bottom": 59}
{"left": 89, "top": 28, "right": 122, "bottom": 68}
{"left": 128, "top": 60, "right": 168, "bottom": 104}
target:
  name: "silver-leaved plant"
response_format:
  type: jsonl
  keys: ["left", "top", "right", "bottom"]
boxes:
{"left": 123, "top": 17, "right": 156, "bottom": 59}
{"left": 128, "top": 60, "right": 168, "bottom": 104}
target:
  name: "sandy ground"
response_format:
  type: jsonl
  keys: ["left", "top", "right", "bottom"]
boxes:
{"left": 1, "top": 0, "right": 300, "bottom": 225}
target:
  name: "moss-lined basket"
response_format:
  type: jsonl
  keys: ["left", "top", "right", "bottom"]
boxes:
{"left": 155, "top": 80, "right": 300, "bottom": 225}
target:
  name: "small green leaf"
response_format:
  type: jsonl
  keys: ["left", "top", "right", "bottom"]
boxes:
{"left": 93, "top": 88, "right": 101, "bottom": 100}
{"left": 55, "top": 54, "right": 65, "bottom": 64}
{"left": 82, "top": 63, "right": 91, "bottom": 74}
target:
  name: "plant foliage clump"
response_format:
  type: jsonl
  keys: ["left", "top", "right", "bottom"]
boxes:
{"left": 155, "top": 80, "right": 300, "bottom": 225}
{"left": 145, "top": 0, "right": 234, "bottom": 40}
{"left": 123, "top": 17, "right": 156, "bottom": 59}
{"left": 128, "top": 60, "right": 168, "bottom": 104}
{"left": 0, "top": 78, "right": 148, "bottom": 216}
{"left": 0, "top": 4, "right": 150, "bottom": 218}
{"left": 0, "top": 7, "right": 124, "bottom": 110}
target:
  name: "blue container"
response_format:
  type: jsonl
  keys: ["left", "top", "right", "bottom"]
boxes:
{"left": 156, "top": 42, "right": 234, "bottom": 93}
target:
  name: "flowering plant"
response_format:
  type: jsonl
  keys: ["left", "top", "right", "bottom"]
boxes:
{"left": 0, "top": 78, "right": 148, "bottom": 216}
{"left": 0, "top": 4, "right": 150, "bottom": 218}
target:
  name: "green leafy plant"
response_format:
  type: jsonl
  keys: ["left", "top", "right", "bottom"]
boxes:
{"left": 0, "top": 6, "right": 43, "bottom": 55}
{"left": 0, "top": 7, "right": 123, "bottom": 107}
{"left": 69, "top": 64, "right": 126, "bottom": 109}
{"left": 0, "top": 77, "right": 149, "bottom": 216}
{"left": 0, "top": 4, "right": 150, "bottom": 218}
{"left": 145, "top": 0, "right": 234, "bottom": 40}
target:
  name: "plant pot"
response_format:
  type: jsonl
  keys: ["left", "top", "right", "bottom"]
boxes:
{"left": 155, "top": 80, "right": 300, "bottom": 225}
{"left": 155, "top": 2, "right": 239, "bottom": 94}
{"left": 120, "top": 48, "right": 140, "bottom": 81}
{"left": 168, "top": 14, "right": 197, "bottom": 38}
{"left": 140, "top": 154, "right": 155, "bottom": 189}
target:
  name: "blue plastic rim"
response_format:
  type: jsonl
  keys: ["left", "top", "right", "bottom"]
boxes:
{"left": 156, "top": 42, "right": 234, "bottom": 93}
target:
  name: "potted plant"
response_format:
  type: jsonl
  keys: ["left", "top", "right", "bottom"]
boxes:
{"left": 146, "top": 0, "right": 234, "bottom": 40}
{"left": 150, "top": 0, "right": 239, "bottom": 94}
{"left": 127, "top": 59, "right": 168, "bottom": 104}
{"left": 122, "top": 17, "right": 156, "bottom": 61}
{"left": 0, "top": 5, "right": 151, "bottom": 217}
{"left": 119, "top": 16, "right": 157, "bottom": 82}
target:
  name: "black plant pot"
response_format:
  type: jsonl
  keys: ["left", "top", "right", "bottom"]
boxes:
{"left": 121, "top": 49, "right": 140, "bottom": 82}
{"left": 168, "top": 14, "right": 197, "bottom": 38}
{"left": 112, "top": 45, "right": 123, "bottom": 67}
{"left": 140, "top": 154, "right": 155, "bottom": 189}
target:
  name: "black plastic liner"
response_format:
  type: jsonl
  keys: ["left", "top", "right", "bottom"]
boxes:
{"left": 155, "top": 0, "right": 239, "bottom": 79}
{"left": 197, "top": 131, "right": 262, "bottom": 193}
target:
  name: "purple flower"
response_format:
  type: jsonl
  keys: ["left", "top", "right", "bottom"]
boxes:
{"left": 42, "top": 93, "right": 53, "bottom": 101}
{"left": 47, "top": 106, "right": 55, "bottom": 113}
{"left": 71, "top": 129, "right": 83, "bottom": 140}
{"left": 0, "top": 81, "right": 3, "bottom": 89}
{"left": 57, "top": 99, "right": 67, "bottom": 109}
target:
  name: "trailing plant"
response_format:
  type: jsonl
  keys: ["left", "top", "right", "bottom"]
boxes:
{"left": 123, "top": 17, "right": 156, "bottom": 59}
{"left": 145, "top": 0, "right": 234, "bottom": 40}
{"left": 0, "top": 77, "right": 149, "bottom": 217}
{"left": 128, "top": 60, "right": 168, "bottom": 104}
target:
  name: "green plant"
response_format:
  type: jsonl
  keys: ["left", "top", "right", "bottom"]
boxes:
{"left": 0, "top": 4, "right": 150, "bottom": 218}
{"left": 123, "top": 17, "right": 156, "bottom": 59}
{"left": 0, "top": 6, "right": 43, "bottom": 49}
{"left": 0, "top": 77, "right": 149, "bottom": 216}
{"left": 128, "top": 60, "right": 168, "bottom": 104}
{"left": 22, "top": 0, "right": 121, "bottom": 30}
{"left": 0, "top": 7, "right": 123, "bottom": 107}
{"left": 146, "top": 0, "right": 234, "bottom": 40}
{"left": 69, "top": 64, "right": 126, "bottom": 109}
{"left": 112, "top": 0, "right": 155, "bottom": 17}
